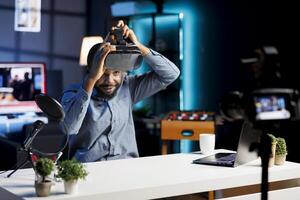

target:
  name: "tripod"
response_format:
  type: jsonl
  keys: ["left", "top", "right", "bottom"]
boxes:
{"left": 6, "top": 94, "right": 66, "bottom": 178}
{"left": 259, "top": 133, "right": 272, "bottom": 200}
{"left": 6, "top": 120, "right": 45, "bottom": 178}
{"left": 250, "top": 128, "right": 273, "bottom": 200}
{"left": 6, "top": 147, "right": 36, "bottom": 178}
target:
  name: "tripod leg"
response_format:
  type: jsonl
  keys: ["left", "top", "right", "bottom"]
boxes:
{"left": 260, "top": 133, "right": 271, "bottom": 200}
{"left": 6, "top": 149, "right": 34, "bottom": 178}
{"left": 6, "top": 159, "right": 29, "bottom": 178}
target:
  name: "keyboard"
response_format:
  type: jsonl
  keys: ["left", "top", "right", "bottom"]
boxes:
{"left": 193, "top": 153, "right": 237, "bottom": 167}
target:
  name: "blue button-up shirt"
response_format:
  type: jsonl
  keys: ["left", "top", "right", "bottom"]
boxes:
{"left": 60, "top": 49, "right": 180, "bottom": 162}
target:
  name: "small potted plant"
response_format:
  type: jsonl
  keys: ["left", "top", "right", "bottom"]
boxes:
{"left": 34, "top": 157, "right": 55, "bottom": 197}
{"left": 57, "top": 159, "right": 88, "bottom": 194}
{"left": 275, "top": 137, "right": 288, "bottom": 165}
{"left": 267, "top": 133, "right": 277, "bottom": 167}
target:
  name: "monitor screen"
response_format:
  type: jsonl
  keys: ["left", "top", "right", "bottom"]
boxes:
{"left": 0, "top": 63, "right": 46, "bottom": 114}
{"left": 254, "top": 95, "right": 291, "bottom": 120}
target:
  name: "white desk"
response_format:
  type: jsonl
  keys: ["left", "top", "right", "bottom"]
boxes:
{"left": 1, "top": 150, "right": 300, "bottom": 200}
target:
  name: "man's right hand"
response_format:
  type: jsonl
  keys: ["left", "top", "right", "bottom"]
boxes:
{"left": 88, "top": 42, "right": 115, "bottom": 82}
{"left": 84, "top": 43, "right": 116, "bottom": 93}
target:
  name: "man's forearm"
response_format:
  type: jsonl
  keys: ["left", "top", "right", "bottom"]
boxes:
{"left": 144, "top": 49, "right": 180, "bottom": 85}
{"left": 128, "top": 49, "right": 180, "bottom": 104}
{"left": 135, "top": 42, "right": 150, "bottom": 56}
{"left": 60, "top": 87, "right": 91, "bottom": 135}
{"left": 83, "top": 76, "right": 96, "bottom": 94}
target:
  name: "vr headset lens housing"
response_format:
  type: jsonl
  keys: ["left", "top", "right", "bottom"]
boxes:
{"left": 105, "top": 51, "right": 143, "bottom": 71}
{"left": 104, "top": 44, "right": 143, "bottom": 71}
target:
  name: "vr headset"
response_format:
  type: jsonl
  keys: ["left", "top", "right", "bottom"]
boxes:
{"left": 88, "top": 28, "right": 143, "bottom": 72}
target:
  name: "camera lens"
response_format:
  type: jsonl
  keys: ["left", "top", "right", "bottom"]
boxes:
{"left": 219, "top": 91, "right": 245, "bottom": 121}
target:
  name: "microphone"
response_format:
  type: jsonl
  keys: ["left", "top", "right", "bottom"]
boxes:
{"left": 23, "top": 120, "right": 45, "bottom": 150}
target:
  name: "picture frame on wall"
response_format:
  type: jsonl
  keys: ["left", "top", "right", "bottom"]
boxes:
{"left": 14, "top": 0, "right": 41, "bottom": 32}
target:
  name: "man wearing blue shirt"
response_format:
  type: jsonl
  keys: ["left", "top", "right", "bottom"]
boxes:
{"left": 60, "top": 20, "right": 180, "bottom": 162}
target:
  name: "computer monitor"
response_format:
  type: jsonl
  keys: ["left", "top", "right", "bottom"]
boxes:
{"left": 0, "top": 63, "right": 46, "bottom": 114}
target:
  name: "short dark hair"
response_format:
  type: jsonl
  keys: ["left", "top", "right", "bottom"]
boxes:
{"left": 87, "top": 43, "right": 102, "bottom": 72}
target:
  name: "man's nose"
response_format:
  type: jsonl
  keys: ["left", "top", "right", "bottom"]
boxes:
{"left": 104, "top": 74, "right": 114, "bottom": 84}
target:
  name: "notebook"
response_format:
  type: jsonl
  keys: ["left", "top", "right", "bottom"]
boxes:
{"left": 193, "top": 121, "right": 262, "bottom": 167}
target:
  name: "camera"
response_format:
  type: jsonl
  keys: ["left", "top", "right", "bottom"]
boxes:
{"left": 220, "top": 46, "right": 300, "bottom": 123}
{"left": 250, "top": 88, "right": 300, "bottom": 121}
{"left": 219, "top": 46, "right": 300, "bottom": 200}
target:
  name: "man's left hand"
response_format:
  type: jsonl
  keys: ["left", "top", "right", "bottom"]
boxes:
{"left": 107, "top": 20, "right": 150, "bottom": 56}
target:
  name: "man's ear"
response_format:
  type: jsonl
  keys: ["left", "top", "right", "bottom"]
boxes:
{"left": 87, "top": 43, "right": 102, "bottom": 72}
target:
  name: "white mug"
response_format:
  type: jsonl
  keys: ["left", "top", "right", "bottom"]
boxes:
{"left": 199, "top": 134, "right": 215, "bottom": 155}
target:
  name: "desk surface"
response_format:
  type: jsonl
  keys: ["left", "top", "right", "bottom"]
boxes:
{"left": 1, "top": 150, "right": 300, "bottom": 200}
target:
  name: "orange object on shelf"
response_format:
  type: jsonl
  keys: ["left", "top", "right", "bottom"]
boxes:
{"left": 160, "top": 111, "right": 215, "bottom": 154}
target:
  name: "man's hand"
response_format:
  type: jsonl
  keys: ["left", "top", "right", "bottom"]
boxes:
{"left": 108, "top": 20, "right": 150, "bottom": 56}
{"left": 84, "top": 43, "right": 115, "bottom": 93}
{"left": 88, "top": 43, "right": 115, "bottom": 81}
{"left": 116, "top": 20, "right": 139, "bottom": 45}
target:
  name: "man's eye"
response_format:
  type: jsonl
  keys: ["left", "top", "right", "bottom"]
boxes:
{"left": 113, "top": 71, "right": 120, "bottom": 75}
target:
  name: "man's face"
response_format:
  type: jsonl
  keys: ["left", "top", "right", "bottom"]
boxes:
{"left": 95, "top": 69, "right": 122, "bottom": 99}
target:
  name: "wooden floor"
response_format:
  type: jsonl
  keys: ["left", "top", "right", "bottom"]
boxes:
{"left": 158, "top": 192, "right": 208, "bottom": 200}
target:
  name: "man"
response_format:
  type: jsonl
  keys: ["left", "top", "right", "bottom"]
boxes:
{"left": 10, "top": 75, "right": 21, "bottom": 100}
{"left": 60, "top": 20, "right": 180, "bottom": 162}
{"left": 19, "top": 72, "right": 34, "bottom": 100}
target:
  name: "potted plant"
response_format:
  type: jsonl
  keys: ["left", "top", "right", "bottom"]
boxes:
{"left": 275, "top": 137, "right": 288, "bottom": 165}
{"left": 57, "top": 159, "right": 88, "bottom": 194}
{"left": 267, "top": 133, "right": 277, "bottom": 167}
{"left": 34, "top": 157, "right": 55, "bottom": 197}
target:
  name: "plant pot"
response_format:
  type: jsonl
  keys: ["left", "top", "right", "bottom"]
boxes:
{"left": 275, "top": 154, "right": 287, "bottom": 165}
{"left": 64, "top": 179, "right": 78, "bottom": 194}
{"left": 34, "top": 180, "right": 53, "bottom": 197}
{"left": 268, "top": 142, "right": 276, "bottom": 167}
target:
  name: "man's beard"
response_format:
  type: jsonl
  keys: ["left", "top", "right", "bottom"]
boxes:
{"left": 95, "top": 83, "right": 121, "bottom": 99}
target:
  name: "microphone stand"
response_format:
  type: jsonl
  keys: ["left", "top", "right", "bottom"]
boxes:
{"left": 6, "top": 94, "right": 66, "bottom": 178}
{"left": 6, "top": 120, "right": 45, "bottom": 178}
{"left": 249, "top": 126, "right": 272, "bottom": 200}
{"left": 259, "top": 133, "right": 271, "bottom": 200}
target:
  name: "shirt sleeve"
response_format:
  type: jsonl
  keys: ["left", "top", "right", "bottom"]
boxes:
{"left": 60, "top": 85, "right": 91, "bottom": 135}
{"left": 128, "top": 49, "right": 180, "bottom": 104}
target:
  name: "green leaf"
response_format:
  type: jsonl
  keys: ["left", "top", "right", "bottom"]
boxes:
{"left": 57, "top": 159, "right": 88, "bottom": 181}
{"left": 35, "top": 158, "right": 54, "bottom": 182}
{"left": 276, "top": 137, "right": 288, "bottom": 155}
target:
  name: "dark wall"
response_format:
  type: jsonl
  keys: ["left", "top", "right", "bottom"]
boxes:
{"left": 88, "top": 0, "right": 112, "bottom": 35}
{"left": 165, "top": 0, "right": 280, "bottom": 111}
{"left": 0, "top": 0, "right": 281, "bottom": 110}
{"left": 0, "top": 0, "right": 95, "bottom": 97}
{"left": 217, "top": 0, "right": 280, "bottom": 106}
